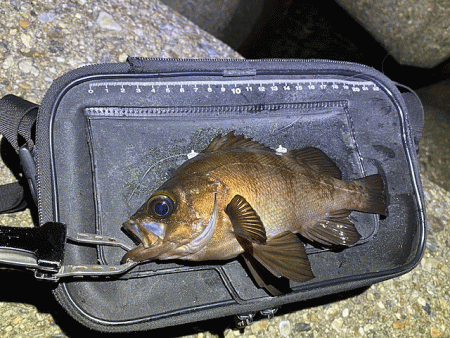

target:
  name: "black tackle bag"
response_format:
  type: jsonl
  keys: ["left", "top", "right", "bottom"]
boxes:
{"left": 0, "top": 58, "right": 425, "bottom": 332}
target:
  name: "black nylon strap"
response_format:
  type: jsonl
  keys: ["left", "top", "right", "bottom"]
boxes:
{"left": 0, "top": 94, "right": 38, "bottom": 151}
{"left": 0, "top": 182, "right": 27, "bottom": 213}
{"left": 0, "top": 94, "right": 38, "bottom": 214}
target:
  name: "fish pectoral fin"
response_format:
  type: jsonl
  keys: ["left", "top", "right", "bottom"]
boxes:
{"left": 288, "top": 147, "right": 342, "bottom": 179}
{"left": 241, "top": 253, "right": 291, "bottom": 296}
{"left": 226, "top": 195, "right": 267, "bottom": 244}
{"left": 301, "top": 210, "right": 362, "bottom": 246}
{"left": 252, "top": 231, "right": 314, "bottom": 283}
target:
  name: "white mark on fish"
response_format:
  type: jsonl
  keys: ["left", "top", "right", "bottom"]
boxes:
{"left": 276, "top": 145, "right": 287, "bottom": 155}
{"left": 187, "top": 150, "right": 198, "bottom": 159}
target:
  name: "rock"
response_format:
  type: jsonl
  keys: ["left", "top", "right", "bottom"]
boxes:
{"left": 422, "top": 303, "right": 432, "bottom": 315}
{"left": 279, "top": 320, "right": 291, "bottom": 337}
{"left": 425, "top": 233, "right": 438, "bottom": 252}
{"left": 331, "top": 318, "right": 344, "bottom": 330}
{"left": 38, "top": 12, "right": 56, "bottom": 23}
{"left": 20, "top": 33, "right": 32, "bottom": 49}
{"left": 223, "top": 329, "right": 234, "bottom": 338}
{"left": 430, "top": 327, "right": 442, "bottom": 337}
{"left": 2, "top": 55, "right": 15, "bottom": 70}
{"left": 11, "top": 317, "right": 22, "bottom": 324}
{"left": 18, "top": 59, "right": 39, "bottom": 76}
{"left": 294, "top": 322, "right": 311, "bottom": 332}
{"left": 160, "top": 0, "right": 281, "bottom": 50}
{"left": 250, "top": 319, "right": 267, "bottom": 334}
{"left": 19, "top": 20, "right": 29, "bottom": 29}
{"left": 325, "top": 303, "right": 340, "bottom": 319}
{"left": 10, "top": 0, "right": 22, "bottom": 11}
{"left": 97, "top": 11, "right": 122, "bottom": 31}
{"left": 364, "top": 324, "right": 375, "bottom": 332}
{"left": 18, "top": 59, "right": 31, "bottom": 73}
{"left": 335, "top": 0, "right": 450, "bottom": 68}
{"left": 392, "top": 320, "right": 404, "bottom": 329}
{"left": 417, "top": 297, "right": 427, "bottom": 307}
{"left": 118, "top": 53, "right": 128, "bottom": 62}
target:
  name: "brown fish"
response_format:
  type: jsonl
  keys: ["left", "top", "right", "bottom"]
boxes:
{"left": 121, "top": 132, "right": 387, "bottom": 295}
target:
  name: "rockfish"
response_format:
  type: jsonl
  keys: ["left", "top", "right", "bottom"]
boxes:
{"left": 122, "top": 132, "right": 387, "bottom": 294}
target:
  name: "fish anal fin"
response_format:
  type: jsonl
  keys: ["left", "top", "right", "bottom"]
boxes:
{"left": 241, "top": 253, "right": 291, "bottom": 296}
{"left": 289, "top": 147, "right": 342, "bottom": 179}
{"left": 252, "top": 231, "right": 314, "bottom": 283}
{"left": 301, "top": 209, "right": 362, "bottom": 247}
{"left": 226, "top": 195, "right": 267, "bottom": 244}
{"left": 202, "top": 131, "right": 273, "bottom": 153}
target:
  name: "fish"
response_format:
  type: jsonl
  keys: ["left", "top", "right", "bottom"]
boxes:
{"left": 121, "top": 131, "right": 388, "bottom": 295}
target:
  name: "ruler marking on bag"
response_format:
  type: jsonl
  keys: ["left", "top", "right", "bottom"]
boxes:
{"left": 86, "top": 79, "right": 380, "bottom": 95}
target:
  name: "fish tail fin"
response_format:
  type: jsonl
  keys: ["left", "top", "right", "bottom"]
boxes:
{"left": 353, "top": 173, "right": 388, "bottom": 216}
{"left": 299, "top": 174, "right": 387, "bottom": 248}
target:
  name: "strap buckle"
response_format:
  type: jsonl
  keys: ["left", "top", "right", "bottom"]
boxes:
{"left": 18, "top": 145, "right": 37, "bottom": 204}
{"left": 0, "top": 222, "right": 137, "bottom": 281}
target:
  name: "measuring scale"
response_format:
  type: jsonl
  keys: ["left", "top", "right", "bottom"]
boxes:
{"left": 84, "top": 76, "right": 380, "bottom": 113}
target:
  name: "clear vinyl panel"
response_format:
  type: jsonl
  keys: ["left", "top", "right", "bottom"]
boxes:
{"left": 84, "top": 100, "right": 377, "bottom": 302}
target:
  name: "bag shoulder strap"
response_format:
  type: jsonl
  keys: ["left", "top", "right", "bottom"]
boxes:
{"left": 0, "top": 94, "right": 39, "bottom": 213}
{"left": 0, "top": 182, "right": 27, "bottom": 214}
{"left": 0, "top": 94, "right": 38, "bottom": 151}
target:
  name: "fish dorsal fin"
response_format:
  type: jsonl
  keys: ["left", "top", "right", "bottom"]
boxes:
{"left": 288, "top": 147, "right": 342, "bottom": 179}
{"left": 226, "top": 195, "right": 267, "bottom": 244}
{"left": 202, "top": 131, "right": 273, "bottom": 153}
{"left": 301, "top": 209, "right": 361, "bottom": 246}
{"left": 252, "top": 231, "right": 314, "bottom": 283}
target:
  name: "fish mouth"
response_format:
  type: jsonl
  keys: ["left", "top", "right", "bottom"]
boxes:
{"left": 121, "top": 219, "right": 168, "bottom": 263}
{"left": 122, "top": 216, "right": 166, "bottom": 247}
{"left": 122, "top": 219, "right": 145, "bottom": 246}
{"left": 121, "top": 212, "right": 170, "bottom": 263}
{"left": 122, "top": 219, "right": 151, "bottom": 248}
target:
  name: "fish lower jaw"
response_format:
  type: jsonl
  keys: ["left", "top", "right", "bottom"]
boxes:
{"left": 157, "top": 244, "right": 199, "bottom": 260}
{"left": 154, "top": 240, "right": 212, "bottom": 261}
{"left": 132, "top": 233, "right": 152, "bottom": 249}
{"left": 122, "top": 241, "right": 176, "bottom": 263}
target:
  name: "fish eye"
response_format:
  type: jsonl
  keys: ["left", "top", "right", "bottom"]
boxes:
{"left": 148, "top": 194, "right": 175, "bottom": 219}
